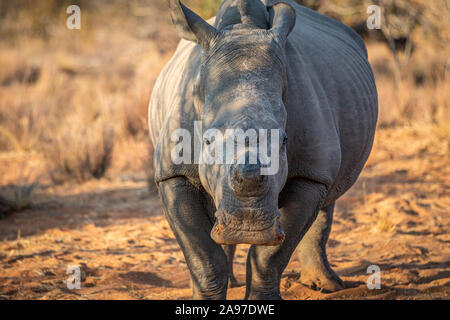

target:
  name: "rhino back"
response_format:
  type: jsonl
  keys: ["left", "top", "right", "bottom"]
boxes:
{"left": 148, "top": 40, "right": 200, "bottom": 145}
{"left": 282, "top": 1, "right": 378, "bottom": 202}
{"left": 148, "top": 39, "right": 203, "bottom": 183}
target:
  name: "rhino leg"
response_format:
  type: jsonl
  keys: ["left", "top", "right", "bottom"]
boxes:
{"left": 158, "top": 177, "right": 228, "bottom": 299}
{"left": 297, "top": 203, "right": 344, "bottom": 292}
{"left": 222, "top": 245, "right": 244, "bottom": 288}
{"left": 244, "top": 178, "right": 327, "bottom": 300}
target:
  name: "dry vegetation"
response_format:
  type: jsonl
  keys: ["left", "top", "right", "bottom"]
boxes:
{"left": 0, "top": 0, "right": 448, "bottom": 300}
{"left": 0, "top": 0, "right": 177, "bottom": 186}
{"left": 0, "top": 0, "right": 448, "bottom": 185}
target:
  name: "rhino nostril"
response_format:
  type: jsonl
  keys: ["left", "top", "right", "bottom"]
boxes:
{"left": 241, "top": 164, "right": 260, "bottom": 179}
{"left": 229, "top": 163, "right": 268, "bottom": 196}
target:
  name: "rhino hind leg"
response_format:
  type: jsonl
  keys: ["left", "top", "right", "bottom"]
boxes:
{"left": 222, "top": 245, "right": 245, "bottom": 288}
{"left": 297, "top": 203, "right": 344, "bottom": 292}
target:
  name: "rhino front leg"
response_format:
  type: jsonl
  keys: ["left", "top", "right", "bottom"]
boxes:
{"left": 245, "top": 179, "right": 327, "bottom": 300}
{"left": 158, "top": 177, "right": 228, "bottom": 299}
{"left": 297, "top": 203, "right": 344, "bottom": 292}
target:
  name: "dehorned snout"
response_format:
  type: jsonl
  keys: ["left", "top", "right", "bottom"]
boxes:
{"left": 210, "top": 210, "right": 285, "bottom": 246}
{"left": 229, "top": 159, "right": 268, "bottom": 197}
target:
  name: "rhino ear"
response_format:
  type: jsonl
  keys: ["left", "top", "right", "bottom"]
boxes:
{"left": 269, "top": 2, "right": 296, "bottom": 45}
{"left": 169, "top": 0, "right": 219, "bottom": 49}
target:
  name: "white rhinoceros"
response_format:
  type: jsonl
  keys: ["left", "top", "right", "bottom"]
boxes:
{"left": 148, "top": 0, "right": 378, "bottom": 299}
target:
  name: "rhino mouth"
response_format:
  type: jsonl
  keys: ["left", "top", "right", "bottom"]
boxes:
{"left": 210, "top": 209, "right": 285, "bottom": 246}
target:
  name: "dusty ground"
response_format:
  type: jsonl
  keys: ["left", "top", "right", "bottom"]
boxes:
{"left": 0, "top": 124, "right": 448, "bottom": 300}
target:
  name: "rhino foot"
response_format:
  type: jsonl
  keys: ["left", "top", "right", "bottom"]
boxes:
{"left": 300, "top": 267, "right": 344, "bottom": 293}
{"left": 228, "top": 275, "right": 245, "bottom": 288}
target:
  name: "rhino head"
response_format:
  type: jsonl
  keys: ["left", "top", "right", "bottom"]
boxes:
{"left": 169, "top": 0, "right": 296, "bottom": 246}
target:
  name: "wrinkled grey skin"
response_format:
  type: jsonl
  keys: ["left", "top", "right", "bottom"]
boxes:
{"left": 148, "top": 0, "right": 377, "bottom": 299}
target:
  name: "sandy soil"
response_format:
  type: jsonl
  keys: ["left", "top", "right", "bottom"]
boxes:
{"left": 0, "top": 125, "right": 449, "bottom": 300}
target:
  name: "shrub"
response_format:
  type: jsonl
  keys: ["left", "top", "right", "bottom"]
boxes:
{"left": 45, "top": 113, "right": 115, "bottom": 184}
{"left": 0, "top": 182, "right": 37, "bottom": 218}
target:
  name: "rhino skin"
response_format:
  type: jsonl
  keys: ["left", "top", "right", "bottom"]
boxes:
{"left": 148, "top": 0, "right": 378, "bottom": 299}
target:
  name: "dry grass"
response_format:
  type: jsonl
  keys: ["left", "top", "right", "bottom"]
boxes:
{"left": 0, "top": 0, "right": 175, "bottom": 185}
{"left": 0, "top": 183, "right": 37, "bottom": 212}
{"left": 369, "top": 43, "right": 450, "bottom": 127}
{"left": 44, "top": 114, "right": 115, "bottom": 184}
{"left": 190, "top": 0, "right": 222, "bottom": 18}
{"left": 0, "top": 159, "right": 38, "bottom": 216}
{"left": 375, "top": 211, "right": 397, "bottom": 233}
{"left": 0, "top": 0, "right": 448, "bottom": 187}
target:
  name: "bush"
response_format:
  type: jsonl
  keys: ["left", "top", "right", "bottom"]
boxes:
{"left": 189, "top": 0, "right": 221, "bottom": 17}
{"left": 0, "top": 182, "right": 37, "bottom": 218}
{"left": 45, "top": 113, "right": 115, "bottom": 184}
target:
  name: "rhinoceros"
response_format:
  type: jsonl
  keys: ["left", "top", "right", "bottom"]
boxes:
{"left": 148, "top": 0, "right": 377, "bottom": 299}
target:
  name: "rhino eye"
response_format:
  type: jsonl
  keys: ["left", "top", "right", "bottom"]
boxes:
{"left": 204, "top": 138, "right": 211, "bottom": 146}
